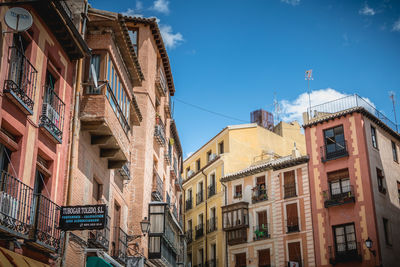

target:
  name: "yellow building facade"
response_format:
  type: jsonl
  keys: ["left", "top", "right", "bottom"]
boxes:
{"left": 183, "top": 122, "right": 306, "bottom": 267}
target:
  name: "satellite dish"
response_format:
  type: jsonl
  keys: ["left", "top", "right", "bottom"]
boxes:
{"left": 4, "top": 7, "right": 33, "bottom": 32}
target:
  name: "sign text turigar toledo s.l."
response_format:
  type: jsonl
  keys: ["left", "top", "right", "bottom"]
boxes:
{"left": 59, "top": 204, "right": 107, "bottom": 231}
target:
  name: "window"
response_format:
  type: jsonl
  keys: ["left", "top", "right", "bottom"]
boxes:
{"left": 288, "top": 242, "right": 302, "bottom": 265}
{"left": 211, "top": 243, "right": 217, "bottom": 261}
{"left": 383, "top": 218, "right": 392, "bottom": 246}
{"left": 198, "top": 248, "right": 204, "bottom": 266}
{"left": 376, "top": 168, "right": 386, "bottom": 194}
{"left": 371, "top": 126, "right": 378, "bottom": 149}
{"left": 235, "top": 252, "right": 246, "bottom": 267}
{"left": 89, "top": 54, "right": 100, "bottom": 82}
{"left": 257, "top": 210, "right": 267, "bottom": 228}
{"left": 234, "top": 184, "right": 242, "bottom": 198}
{"left": 0, "top": 144, "right": 11, "bottom": 173}
{"left": 92, "top": 178, "right": 103, "bottom": 203}
{"left": 328, "top": 169, "right": 351, "bottom": 197}
{"left": 196, "top": 159, "right": 201, "bottom": 171}
{"left": 207, "top": 150, "right": 212, "bottom": 162}
{"left": 258, "top": 249, "right": 270, "bottom": 267}
{"left": 323, "top": 125, "right": 347, "bottom": 160}
{"left": 286, "top": 203, "right": 299, "bottom": 233}
{"left": 392, "top": 141, "right": 398, "bottom": 162}
{"left": 397, "top": 181, "right": 400, "bottom": 203}
{"left": 333, "top": 223, "right": 357, "bottom": 255}
{"left": 284, "top": 170, "right": 296, "bottom": 198}
{"left": 218, "top": 141, "right": 224, "bottom": 154}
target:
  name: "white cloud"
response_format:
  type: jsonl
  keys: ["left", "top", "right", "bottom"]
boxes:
{"left": 122, "top": 8, "right": 143, "bottom": 17}
{"left": 159, "top": 24, "right": 184, "bottom": 49}
{"left": 281, "top": 0, "right": 300, "bottom": 6}
{"left": 151, "top": 0, "right": 170, "bottom": 15}
{"left": 136, "top": 1, "right": 143, "bottom": 11}
{"left": 392, "top": 18, "right": 400, "bottom": 32}
{"left": 359, "top": 4, "right": 376, "bottom": 16}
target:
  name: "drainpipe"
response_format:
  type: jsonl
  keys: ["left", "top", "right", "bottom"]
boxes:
{"left": 221, "top": 181, "right": 228, "bottom": 267}
{"left": 201, "top": 169, "right": 208, "bottom": 265}
{"left": 61, "top": 1, "right": 88, "bottom": 266}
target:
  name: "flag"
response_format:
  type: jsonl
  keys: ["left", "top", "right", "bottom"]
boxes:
{"left": 305, "top": 69, "right": 313, "bottom": 79}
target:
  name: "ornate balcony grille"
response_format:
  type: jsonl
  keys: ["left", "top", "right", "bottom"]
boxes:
{"left": 185, "top": 198, "right": 192, "bottom": 211}
{"left": 155, "top": 68, "right": 168, "bottom": 96}
{"left": 323, "top": 185, "right": 355, "bottom": 207}
{"left": 207, "top": 217, "right": 217, "bottom": 233}
{"left": 40, "top": 85, "right": 65, "bottom": 143}
{"left": 321, "top": 140, "right": 348, "bottom": 162}
{"left": 33, "top": 193, "right": 61, "bottom": 252}
{"left": 118, "top": 162, "right": 131, "bottom": 180}
{"left": 286, "top": 217, "right": 300, "bottom": 233}
{"left": 0, "top": 170, "right": 34, "bottom": 239}
{"left": 329, "top": 242, "right": 362, "bottom": 264}
{"left": 195, "top": 224, "right": 204, "bottom": 239}
{"left": 252, "top": 186, "right": 268, "bottom": 203}
{"left": 154, "top": 118, "right": 166, "bottom": 146}
{"left": 112, "top": 227, "right": 128, "bottom": 264}
{"left": 208, "top": 184, "right": 216, "bottom": 198}
{"left": 253, "top": 224, "right": 270, "bottom": 240}
{"left": 284, "top": 183, "right": 297, "bottom": 199}
{"left": 196, "top": 191, "right": 204, "bottom": 205}
{"left": 4, "top": 46, "right": 38, "bottom": 114}
{"left": 88, "top": 215, "right": 110, "bottom": 250}
{"left": 165, "top": 148, "right": 172, "bottom": 165}
{"left": 152, "top": 170, "right": 163, "bottom": 201}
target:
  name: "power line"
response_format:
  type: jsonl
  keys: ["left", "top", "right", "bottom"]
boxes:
{"left": 174, "top": 98, "right": 248, "bottom": 123}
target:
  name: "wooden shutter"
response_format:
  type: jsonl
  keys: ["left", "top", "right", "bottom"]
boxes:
{"left": 286, "top": 203, "right": 298, "bottom": 219}
{"left": 327, "top": 169, "right": 349, "bottom": 181}
{"left": 258, "top": 249, "right": 270, "bottom": 266}
{"left": 288, "top": 241, "right": 301, "bottom": 262}
{"left": 256, "top": 176, "right": 265, "bottom": 186}
{"left": 235, "top": 253, "right": 246, "bottom": 267}
{"left": 257, "top": 211, "right": 268, "bottom": 226}
{"left": 284, "top": 170, "right": 295, "bottom": 185}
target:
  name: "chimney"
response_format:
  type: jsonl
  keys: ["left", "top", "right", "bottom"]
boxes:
{"left": 250, "top": 109, "right": 274, "bottom": 130}
{"left": 292, "top": 142, "right": 301, "bottom": 158}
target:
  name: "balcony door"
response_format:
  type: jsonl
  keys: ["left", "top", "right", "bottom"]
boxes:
{"left": 257, "top": 210, "right": 267, "bottom": 229}
{"left": 9, "top": 34, "right": 30, "bottom": 88}
{"left": 286, "top": 203, "right": 299, "bottom": 232}
{"left": 333, "top": 223, "right": 357, "bottom": 256}
{"left": 284, "top": 170, "right": 296, "bottom": 198}
{"left": 288, "top": 241, "right": 301, "bottom": 266}
{"left": 258, "top": 249, "right": 270, "bottom": 267}
{"left": 324, "top": 125, "right": 345, "bottom": 157}
{"left": 235, "top": 252, "right": 246, "bottom": 267}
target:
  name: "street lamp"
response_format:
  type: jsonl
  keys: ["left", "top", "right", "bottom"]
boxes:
{"left": 127, "top": 217, "right": 151, "bottom": 241}
{"left": 365, "top": 237, "right": 376, "bottom": 256}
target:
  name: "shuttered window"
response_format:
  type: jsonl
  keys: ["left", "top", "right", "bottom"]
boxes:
{"left": 257, "top": 210, "right": 268, "bottom": 227}
{"left": 288, "top": 241, "right": 301, "bottom": 262}
{"left": 235, "top": 253, "right": 246, "bottom": 267}
{"left": 258, "top": 249, "right": 270, "bottom": 267}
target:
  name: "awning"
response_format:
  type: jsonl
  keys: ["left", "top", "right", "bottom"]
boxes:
{"left": 0, "top": 247, "right": 49, "bottom": 267}
{"left": 87, "top": 256, "right": 114, "bottom": 267}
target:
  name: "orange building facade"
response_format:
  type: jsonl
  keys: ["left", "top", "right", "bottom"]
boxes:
{"left": 304, "top": 94, "right": 400, "bottom": 267}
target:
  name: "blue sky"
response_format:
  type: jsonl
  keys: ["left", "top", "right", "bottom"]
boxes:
{"left": 91, "top": 0, "right": 400, "bottom": 158}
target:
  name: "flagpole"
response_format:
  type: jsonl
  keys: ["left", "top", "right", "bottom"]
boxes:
{"left": 305, "top": 70, "right": 313, "bottom": 119}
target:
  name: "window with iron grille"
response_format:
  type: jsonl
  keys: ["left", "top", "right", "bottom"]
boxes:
{"left": 371, "top": 126, "right": 378, "bottom": 149}
{"left": 392, "top": 141, "right": 398, "bottom": 162}
{"left": 333, "top": 223, "right": 357, "bottom": 256}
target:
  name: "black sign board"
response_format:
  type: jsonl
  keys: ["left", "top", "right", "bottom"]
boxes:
{"left": 59, "top": 204, "right": 107, "bottom": 231}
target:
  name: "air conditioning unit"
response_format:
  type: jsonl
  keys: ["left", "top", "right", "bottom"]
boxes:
{"left": 0, "top": 191, "right": 19, "bottom": 220}
{"left": 43, "top": 103, "right": 60, "bottom": 127}
{"left": 187, "top": 170, "right": 195, "bottom": 178}
{"left": 209, "top": 153, "right": 217, "bottom": 161}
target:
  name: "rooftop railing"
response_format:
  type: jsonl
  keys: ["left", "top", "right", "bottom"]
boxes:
{"left": 4, "top": 46, "right": 38, "bottom": 114}
{"left": 307, "top": 94, "right": 398, "bottom": 132}
{"left": 40, "top": 85, "right": 65, "bottom": 143}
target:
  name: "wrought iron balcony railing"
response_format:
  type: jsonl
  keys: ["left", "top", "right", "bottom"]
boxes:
{"left": 195, "top": 224, "right": 204, "bottom": 239}
{"left": 154, "top": 118, "right": 166, "bottom": 146}
{"left": 286, "top": 217, "right": 300, "bottom": 233}
{"left": 185, "top": 198, "right": 192, "bottom": 211}
{"left": 196, "top": 191, "right": 204, "bottom": 205}
{"left": 208, "top": 184, "right": 216, "bottom": 198}
{"left": 155, "top": 68, "right": 168, "bottom": 96}
{"left": 84, "top": 81, "right": 130, "bottom": 133}
{"left": 88, "top": 215, "right": 110, "bottom": 250}
{"left": 321, "top": 140, "right": 348, "bottom": 162}
{"left": 40, "top": 85, "right": 65, "bottom": 143}
{"left": 152, "top": 170, "right": 163, "bottom": 201}
{"left": 252, "top": 186, "right": 268, "bottom": 203}
{"left": 118, "top": 162, "right": 131, "bottom": 180}
{"left": 253, "top": 224, "right": 270, "bottom": 240}
{"left": 0, "top": 171, "right": 61, "bottom": 253}
{"left": 323, "top": 185, "right": 355, "bottom": 207}
{"left": 112, "top": 227, "right": 128, "bottom": 265}
{"left": 4, "top": 46, "right": 38, "bottom": 114}
{"left": 185, "top": 229, "right": 193, "bottom": 244}
{"left": 329, "top": 242, "right": 362, "bottom": 264}
{"left": 284, "top": 183, "right": 297, "bottom": 199}
{"left": 165, "top": 149, "right": 172, "bottom": 165}
{"left": 207, "top": 217, "right": 217, "bottom": 233}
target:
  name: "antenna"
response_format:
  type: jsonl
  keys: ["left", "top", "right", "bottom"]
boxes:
{"left": 273, "top": 92, "right": 281, "bottom": 122}
{"left": 305, "top": 69, "right": 313, "bottom": 118}
{"left": 389, "top": 91, "right": 398, "bottom": 132}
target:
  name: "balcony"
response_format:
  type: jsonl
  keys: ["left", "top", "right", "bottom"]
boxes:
{"left": 324, "top": 185, "right": 355, "bottom": 208}
{"left": 118, "top": 162, "right": 131, "bottom": 180}
{"left": 39, "top": 86, "right": 65, "bottom": 144}
{"left": 252, "top": 186, "right": 268, "bottom": 203}
{"left": 165, "top": 149, "right": 172, "bottom": 165}
{"left": 207, "top": 217, "right": 217, "bottom": 233}
{"left": 227, "top": 228, "right": 247, "bottom": 246}
{"left": 329, "top": 242, "right": 362, "bottom": 264}
{"left": 196, "top": 191, "right": 204, "bottom": 205}
{"left": 112, "top": 227, "right": 128, "bottom": 265}
{"left": 185, "top": 198, "right": 193, "bottom": 211}
{"left": 208, "top": 184, "right": 216, "bottom": 198}
{"left": 174, "top": 176, "right": 182, "bottom": 192}
{"left": 88, "top": 215, "right": 110, "bottom": 250}
{"left": 80, "top": 82, "right": 130, "bottom": 169}
{"left": 286, "top": 217, "right": 300, "bottom": 233}
{"left": 222, "top": 202, "right": 249, "bottom": 231}
{"left": 185, "top": 230, "right": 193, "bottom": 244}
{"left": 321, "top": 140, "right": 348, "bottom": 162}
{"left": 253, "top": 224, "right": 270, "bottom": 241}
{"left": 205, "top": 259, "right": 218, "bottom": 267}
{"left": 152, "top": 170, "right": 163, "bottom": 201}
{"left": 3, "top": 46, "right": 38, "bottom": 115}
{"left": 154, "top": 118, "right": 166, "bottom": 146}
{"left": 284, "top": 183, "right": 297, "bottom": 199}
{"left": 195, "top": 224, "right": 204, "bottom": 239}
{"left": 0, "top": 171, "right": 61, "bottom": 253}
{"left": 155, "top": 68, "right": 168, "bottom": 96}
